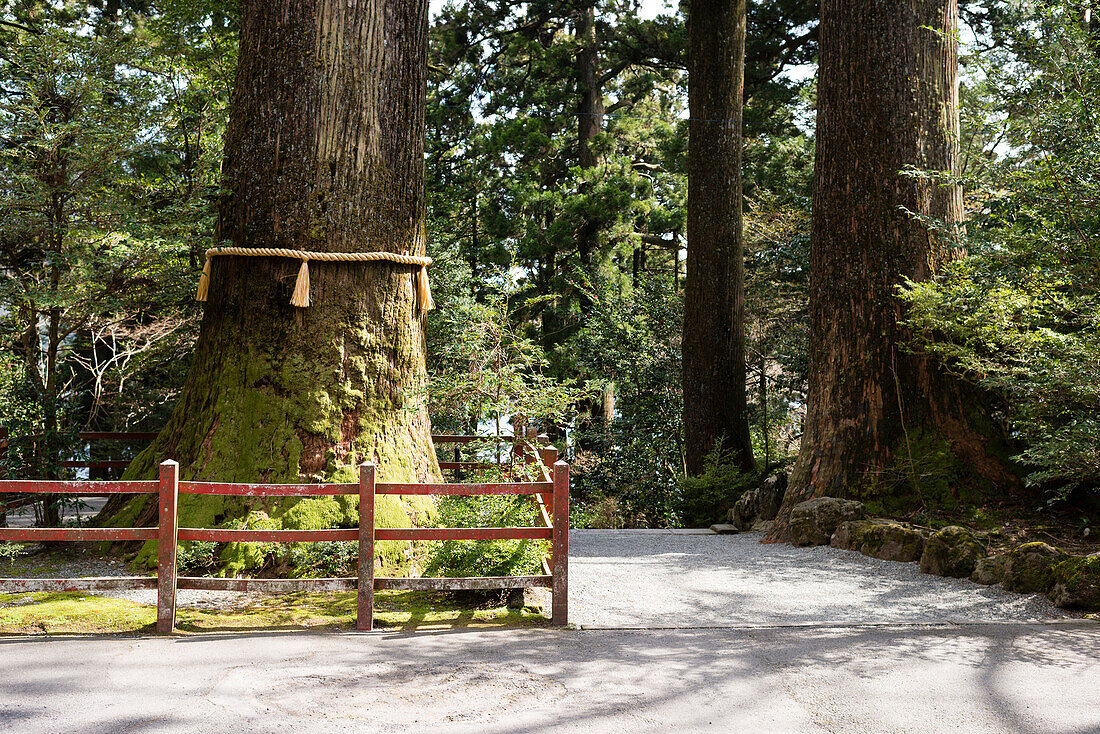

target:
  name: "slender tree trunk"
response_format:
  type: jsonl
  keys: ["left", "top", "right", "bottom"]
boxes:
{"left": 682, "top": 0, "right": 755, "bottom": 476}
{"left": 575, "top": 1, "right": 603, "bottom": 309}
{"left": 766, "top": 0, "right": 1013, "bottom": 542}
{"left": 119, "top": 0, "right": 439, "bottom": 527}
{"left": 573, "top": 7, "right": 608, "bottom": 443}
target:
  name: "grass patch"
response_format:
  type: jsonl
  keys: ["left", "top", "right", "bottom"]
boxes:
{"left": 0, "top": 590, "right": 547, "bottom": 635}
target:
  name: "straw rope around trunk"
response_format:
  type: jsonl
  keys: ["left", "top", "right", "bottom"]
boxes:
{"left": 195, "top": 247, "right": 433, "bottom": 311}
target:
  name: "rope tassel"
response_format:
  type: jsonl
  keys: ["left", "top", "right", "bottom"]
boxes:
{"left": 195, "top": 255, "right": 212, "bottom": 302}
{"left": 291, "top": 259, "right": 311, "bottom": 308}
{"left": 416, "top": 265, "right": 434, "bottom": 312}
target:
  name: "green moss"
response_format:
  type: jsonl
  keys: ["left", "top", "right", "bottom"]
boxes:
{"left": 0, "top": 590, "right": 547, "bottom": 635}
{"left": 856, "top": 522, "right": 926, "bottom": 562}
{"left": 920, "top": 525, "right": 985, "bottom": 577}
{"left": 1004, "top": 541, "right": 1068, "bottom": 593}
{"left": 831, "top": 520, "right": 876, "bottom": 550}
{"left": 129, "top": 479, "right": 436, "bottom": 576}
{"left": 1050, "top": 555, "right": 1100, "bottom": 610}
{"left": 856, "top": 429, "right": 994, "bottom": 515}
{"left": 111, "top": 275, "right": 441, "bottom": 579}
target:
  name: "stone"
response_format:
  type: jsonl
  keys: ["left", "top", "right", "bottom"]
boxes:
{"left": 1048, "top": 554, "right": 1100, "bottom": 611}
{"left": 970, "top": 555, "right": 1008, "bottom": 585}
{"left": 789, "top": 497, "right": 864, "bottom": 547}
{"left": 920, "top": 526, "right": 986, "bottom": 578}
{"left": 710, "top": 523, "right": 739, "bottom": 535}
{"left": 751, "top": 519, "right": 775, "bottom": 534}
{"left": 857, "top": 522, "right": 926, "bottom": 563}
{"left": 830, "top": 520, "right": 877, "bottom": 551}
{"left": 729, "top": 474, "right": 787, "bottom": 530}
{"left": 1002, "top": 542, "right": 1069, "bottom": 594}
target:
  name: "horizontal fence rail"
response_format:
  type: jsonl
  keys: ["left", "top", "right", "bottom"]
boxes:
{"left": 0, "top": 432, "right": 568, "bottom": 633}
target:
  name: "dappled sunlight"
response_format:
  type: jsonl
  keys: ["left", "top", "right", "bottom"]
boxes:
{"left": 568, "top": 532, "right": 1076, "bottom": 628}
{"left": 2, "top": 624, "right": 1096, "bottom": 732}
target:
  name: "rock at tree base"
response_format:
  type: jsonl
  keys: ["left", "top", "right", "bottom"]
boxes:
{"left": 830, "top": 520, "right": 876, "bottom": 551}
{"left": 729, "top": 475, "right": 787, "bottom": 530}
{"left": 970, "top": 555, "right": 1008, "bottom": 585}
{"left": 1002, "top": 542, "right": 1068, "bottom": 594}
{"left": 789, "top": 497, "right": 864, "bottom": 547}
{"left": 920, "top": 526, "right": 985, "bottom": 578}
{"left": 855, "top": 522, "right": 926, "bottom": 562}
{"left": 1049, "top": 554, "right": 1100, "bottom": 610}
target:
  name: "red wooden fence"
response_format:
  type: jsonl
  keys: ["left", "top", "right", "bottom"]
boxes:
{"left": 0, "top": 435, "right": 568, "bottom": 633}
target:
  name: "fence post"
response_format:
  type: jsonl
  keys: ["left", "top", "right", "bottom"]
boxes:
{"left": 357, "top": 462, "right": 376, "bottom": 631}
{"left": 156, "top": 460, "right": 179, "bottom": 634}
{"left": 0, "top": 427, "right": 7, "bottom": 526}
{"left": 551, "top": 459, "right": 569, "bottom": 626}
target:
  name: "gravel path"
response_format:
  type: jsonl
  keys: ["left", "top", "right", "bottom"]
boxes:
{"left": 563, "top": 530, "right": 1078, "bottom": 628}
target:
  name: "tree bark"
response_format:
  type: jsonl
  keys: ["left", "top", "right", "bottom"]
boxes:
{"left": 121, "top": 0, "right": 439, "bottom": 504}
{"left": 574, "top": 1, "right": 603, "bottom": 309}
{"left": 766, "top": 0, "right": 1014, "bottom": 542}
{"left": 682, "top": 0, "right": 755, "bottom": 476}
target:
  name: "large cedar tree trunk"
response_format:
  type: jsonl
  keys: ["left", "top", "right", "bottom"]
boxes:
{"left": 118, "top": 0, "right": 439, "bottom": 525}
{"left": 766, "top": 0, "right": 1013, "bottom": 541}
{"left": 682, "top": 0, "right": 755, "bottom": 476}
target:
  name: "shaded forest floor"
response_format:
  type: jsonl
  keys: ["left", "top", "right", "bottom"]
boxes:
{"left": 887, "top": 495, "right": 1099, "bottom": 556}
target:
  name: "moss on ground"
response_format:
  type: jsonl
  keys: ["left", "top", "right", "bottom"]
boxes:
{"left": 0, "top": 590, "right": 546, "bottom": 635}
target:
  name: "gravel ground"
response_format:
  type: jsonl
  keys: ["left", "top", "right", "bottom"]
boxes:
{"left": 562, "top": 529, "right": 1079, "bottom": 628}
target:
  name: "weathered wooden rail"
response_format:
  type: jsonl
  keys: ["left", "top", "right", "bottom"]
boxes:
{"left": 0, "top": 430, "right": 525, "bottom": 508}
{"left": 0, "top": 434, "right": 568, "bottom": 633}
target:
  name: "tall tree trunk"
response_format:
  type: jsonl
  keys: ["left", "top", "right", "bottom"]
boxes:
{"left": 119, "top": 0, "right": 439, "bottom": 531}
{"left": 573, "top": 5, "right": 607, "bottom": 443}
{"left": 682, "top": 0, "right": 755, "bottom": 476}
{"left": 766, "top": 0, "right": 1013, "bottom": 542}
{"left": 574, "top": 0, "right": 603, "bottom": 309}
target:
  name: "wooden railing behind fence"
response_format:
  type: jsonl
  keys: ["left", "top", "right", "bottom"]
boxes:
{"left": 0, "top": 435, "right": 569, "bottom": 633}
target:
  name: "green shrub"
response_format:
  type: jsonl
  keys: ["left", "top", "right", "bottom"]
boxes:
{"left": 424, "top": 495, "right": 547, "bottom": 578}
{"left": 0, "top": 542, "right": 25, "bottom": 567}
{"left": 286, "top": 541, "right": 359, "bottom": 578}
{"left": 174, "top": 541, "right": 220, "bottom": 576}
{"left": 677, "top": 441, "right": 757, "bottom": 527}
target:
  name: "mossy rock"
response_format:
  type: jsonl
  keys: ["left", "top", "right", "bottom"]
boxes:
{"left": 830, "top": 520, "right": 876, "bottom": 551}
{"left": 1002, "top": 542, "right": 1068, "bottom": 594}
{"left": 789, "top": 497, "right": 864, "bottom": 547}
{"left": 1049, "top": 554, "right": 1100, "bottom": 611}
{"left": 857, "top": 522, "right": 926, "bottom": 563}
{"left": 970, "top": 555, "right": 1008, "bottom": 585}
{"left": 920, "top": 525, "right": 985, "bottom": 578}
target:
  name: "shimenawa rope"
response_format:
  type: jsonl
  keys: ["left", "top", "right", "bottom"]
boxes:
{"left": 195, "top": 246, "right": 433, "bottom": 311}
